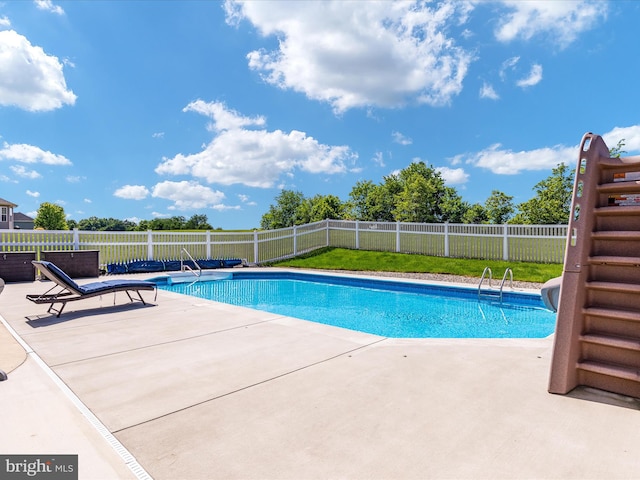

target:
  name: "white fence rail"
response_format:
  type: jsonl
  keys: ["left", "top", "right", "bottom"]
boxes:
{"left": 0, "top": 219, "right": 568, "bottom": 267}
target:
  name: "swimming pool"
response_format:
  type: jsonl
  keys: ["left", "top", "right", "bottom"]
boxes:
{"left": 151, "top": 271, "right": 557, "bottom": 338}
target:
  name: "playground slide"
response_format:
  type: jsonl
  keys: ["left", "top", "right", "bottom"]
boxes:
{"left": 549, "top": 133, "right": 640, "bottom": 399}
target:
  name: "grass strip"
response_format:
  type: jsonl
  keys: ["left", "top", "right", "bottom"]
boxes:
{"left": 270, "top": 247, "right": 562, "bottom": 284}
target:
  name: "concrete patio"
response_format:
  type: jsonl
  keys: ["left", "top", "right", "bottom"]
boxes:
{"left": 1, "top": 270, "right": 639, "bottom": 479}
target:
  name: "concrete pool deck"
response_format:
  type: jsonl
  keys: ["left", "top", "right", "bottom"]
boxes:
{"left": 1, "top": 269, "right": 640, "bottom": 479}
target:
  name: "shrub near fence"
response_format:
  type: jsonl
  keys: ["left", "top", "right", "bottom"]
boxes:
{"left": 0, "top": 219, "right": 568, "bottom": 269}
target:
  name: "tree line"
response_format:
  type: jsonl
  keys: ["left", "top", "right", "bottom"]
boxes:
{"left": 260, "top": 162, "right": 574, "bottom": 229}
{"left": 32, "top": 162, "right": 573, "bottom": 231}
{"left": 33, "top": 205, "right": 218, "bottom": 231}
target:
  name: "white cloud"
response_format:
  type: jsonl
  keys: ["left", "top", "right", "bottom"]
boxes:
{"left": 372, "top": 151, "right": 385, "bottom": 167}
{"left": 84, "top": 198, "right": 92, "bottom": 203}
{"left": 157, "top": 101, "right": 356, "bottom": 188}
{"left": 499, "top": 56, "right": 519, "bottom": 80}
{"left": 603, "top": 126, "right": 640, "bottom": 153}
{"left": 0, "top": 30, "right": 76, "bottom": 111}
{"left": 479, "top": 82, "right": 499, "bottom": 100}
{"left": 237, "top": 194, "right": 256, "bottom": 206}
{"left": 495, "top": 0, "right": 607, "bottom": 48}
{"left": 0, "top": 141, "right": 72, "bottom": 165}
{"left": 516, "top": 64, "right": 543, "bottom": 88}
{"left": 226, "top": 0, "right": 474, "bottom": 113}
{"left": 392, "top": 131, "right": 412, "bottom": 146}
{"left": 212, "top": 204, "right": 241, "bottom": 212}
{"left": 151, "top": 181, "right": 227, "bottom": 210}
{"left": 34, "top": 0, "right": 64, "bottom": 15}
{"left": 436, "top": 166, "right": 469, "bottom": 185}
{"left": 0, "top": 16, "right": 10, "bottom": 27}
{"left": 66, "top": 175, "right": 86, "bottom": 183}
{"left": 152, "top": 132, "right": 164, "bottom": 139}
{"left": 26, "top": 190, "right": 39, "bottom": 197}
{"left": 459, "top": 126, "right": 640, "bottom": 176}
{"left": 113, "top": 185, "right": 150, "bottom": 200}
{"left": 184, "top": 99, "right": 265, "bottom": 132}
{"left": 462, "top": 142, "right": 574, "bottom": 175}
{"left": 11, "top": 165, "right": 41, "bottom": 178}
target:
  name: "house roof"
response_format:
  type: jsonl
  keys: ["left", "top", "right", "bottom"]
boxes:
{"left": 14, "top": 212, "right": 34, "bottom": 221}
{"left": 0, "top": 197, "right": 17, "bottom": 208}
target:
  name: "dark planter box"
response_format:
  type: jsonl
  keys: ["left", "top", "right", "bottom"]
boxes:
{"left": 0, "top": 251, "right": 36, "bottom": 282}
{"left": 42, "top": 250, "right": 100, "bottom": 278}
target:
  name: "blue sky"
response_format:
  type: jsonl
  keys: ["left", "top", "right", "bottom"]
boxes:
{"left": 1, "top": 0, "right": 639, "bottom": 229}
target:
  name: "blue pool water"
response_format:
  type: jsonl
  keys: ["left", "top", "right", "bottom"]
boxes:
{"left": 153, "top": 271, "right": 557, "bottom": 338}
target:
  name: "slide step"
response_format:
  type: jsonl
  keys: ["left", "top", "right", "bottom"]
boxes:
{"left": 580, "top": 333, "right": 640, "bottom": 352}
{"left": 596, "top": 205, "right": 640, "bottom": 216}
{"left": 598, "top": 182, "right": 640, "bottom": 194}
{"left": 586, "top": 281, "right": 640, "bottom": 295}
{"left": 588, "top": 255, "right": 640, "bottom": 266}
{"left": 583, "top": 307, "right": 640, "bottom": 324}
{"left": 592, "top": 231, "right": 640, "bottom": 240}
{"left": 577, "top": 361, "right": 640, "bottom": 383}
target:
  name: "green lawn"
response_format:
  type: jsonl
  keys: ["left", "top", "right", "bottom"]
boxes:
{"left": 270, "top": 247, "right": 563, "bottom": 284}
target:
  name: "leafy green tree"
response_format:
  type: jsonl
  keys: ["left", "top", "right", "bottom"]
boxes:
{"left": 67, "top": 219, "right": 78, "bottom": 229}
{"left": 34, "top": 202, "right": 68, "bottom": 230}
{"left": 139, "top": 216, "right": 187, "bottom": 231}
{"left": 77, "top": 216, "right": 104, "bottom": 231}
{"left": 185, "top": 214, "right": 212, "bottom": 230}
{"left": 484, "top": 190, "right": 514, "bottom": 224}
{"left": 462, "top": 203, "right": 488, "bottom": 224}
{"left": 368, "top": 181, "right": 398, "bottom": 222}
{"left": 512, "top": 163, "right": 574, "bottom": 224}
{"left": 110, "top": 219, "right": 138, "bottom": 231}
{"left": 609, "top": 139, "right": 626, "bottom": 158}
{"left": 440, "top": 187, "right": 470, "bottom": 223}
{"left": 303, "top": 194, "right": 346, "bottom": 223}
{"left": 392, "top": 174, "right": 435, "bottom": 222}
{"left": 76, "top": 216, "right": 136, "bottom": 231}
{"left": 347, "top": 180, "right": 379, "bottom": 221}
{"left": 260, "top": 190, "right": 306, "bottom": 229}
{"left": 391, "top": 162, "right": 447, "bottom": 223}
{"left": 137, "top": 219, "right": 150, "bottom": 231}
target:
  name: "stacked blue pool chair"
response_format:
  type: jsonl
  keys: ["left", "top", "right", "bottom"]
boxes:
{"left": 106, "top": 258, "right": 244, "bottom": 274}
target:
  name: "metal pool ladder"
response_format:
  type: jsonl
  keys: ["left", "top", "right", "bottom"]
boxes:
{"left": 478, "top": 267, "right": 513, "bottom": 304}
{"left": 180, "top": 248, "right": 202, "bottom": 285}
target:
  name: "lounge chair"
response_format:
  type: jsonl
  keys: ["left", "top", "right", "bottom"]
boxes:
{"left": 27, "top": 260, "right": 156, "bottom": 317}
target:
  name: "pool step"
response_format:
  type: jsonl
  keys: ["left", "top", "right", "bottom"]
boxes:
{"left": 477, "top": 290, "right": 503, "bottom": 305}
{"left": 477, "top": 267, "right": 513, "bottom": 304}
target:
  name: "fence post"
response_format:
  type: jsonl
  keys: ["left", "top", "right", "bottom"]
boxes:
{"left": 147, "top": 230, "right": 153, "bottom": 260}
{"left": 444, "top": 222, "right": 449, "bottom": 257}
{"left": 355, "top": 220, "right": 360, "bottom": 250}
{"left": 293, "top": 225, "right": 298, "bottom": 255}
{"left": 326, "top": 219, "right": 330, "bottom": 247}
{"left": 73, "top": 228, "right": 80, "bottom": 250}
{"left": 253, "top": 230, "right": 259, "bottom": 263}
{"left": 396, "top": 222, "right": 401, "bottom": 253}
{"left": 206, "top": 230, "right": 212, "bottom": 259}
{"left": 503, "top": 224, "right": 509, "bottom": 261}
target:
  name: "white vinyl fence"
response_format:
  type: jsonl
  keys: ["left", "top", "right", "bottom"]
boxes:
{"left": 0, "top": 219, "right": 568, "bottom": 268}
